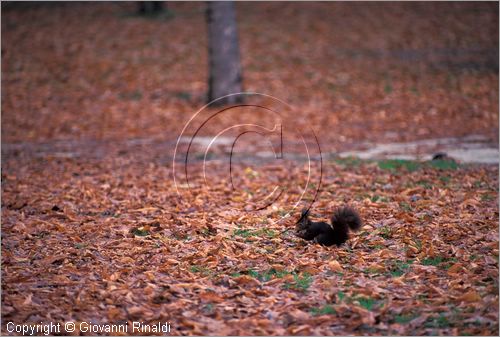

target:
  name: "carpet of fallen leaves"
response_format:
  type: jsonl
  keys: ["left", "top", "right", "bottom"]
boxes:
{"left": 2, "top": 1, "right": 499, "bottom": 336}
{"left": 2, "top": 2, "right": 498, "bottom": 146}
{"left": 2, "top": 141, "right": 499, "bottom": 335}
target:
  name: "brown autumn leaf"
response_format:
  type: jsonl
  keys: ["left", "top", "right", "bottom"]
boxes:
{"left": 199, "top": 291, "right": 225, "bottom": 303}
{"left": 328, "top": 260, "right": 344, "bottom": 273}
{"left": 458, "top": 290, "right": 482, "bottom": 303}
{"left": 447, "top": 263, "right": 463, "bottom": 275}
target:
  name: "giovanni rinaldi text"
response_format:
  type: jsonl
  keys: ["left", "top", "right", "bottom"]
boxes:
{"left": 5, "top": 321, "right": 172, "bottom": 335}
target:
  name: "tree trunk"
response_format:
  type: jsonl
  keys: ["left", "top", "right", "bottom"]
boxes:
{"left": 206, "top": 1, "right": 243, "bottom": 105}
{"left": 138, "top": 1, "right": 164, "bottom": 15}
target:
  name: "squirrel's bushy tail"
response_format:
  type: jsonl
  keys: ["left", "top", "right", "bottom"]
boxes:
{"left": 331, "top": 206, "right": 362, "bottom": 243}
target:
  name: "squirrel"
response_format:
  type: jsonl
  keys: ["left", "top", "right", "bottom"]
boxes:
{"left": 295, "top": 206, "right": 362, "bottom": 246}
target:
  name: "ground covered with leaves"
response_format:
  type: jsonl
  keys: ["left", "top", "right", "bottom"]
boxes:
{"left": 2, "top": 2, "right": 498, "bottom": 146}
{"left": 1, "top": 1, "right": 499, "bottom": 336}
{"left": 2, "top": 142, "right": 499, "bottom": 335}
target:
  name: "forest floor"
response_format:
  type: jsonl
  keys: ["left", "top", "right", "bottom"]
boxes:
{"left": 2, "top": 1, "right": 499, "bottom": 336}
{"left": 2, "top": 141, "right": 498, "bottom": 335}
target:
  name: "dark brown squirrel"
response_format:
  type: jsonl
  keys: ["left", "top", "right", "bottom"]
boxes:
{"left": 295, "top": 206, "right": 362, "bottom": 246}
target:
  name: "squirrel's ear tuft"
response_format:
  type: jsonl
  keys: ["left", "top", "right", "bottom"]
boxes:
{"left": 297, "top": 208, "right": 310, "bottom": 223}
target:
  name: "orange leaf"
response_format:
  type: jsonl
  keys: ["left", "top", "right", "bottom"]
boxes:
{"left": 459, "top": 290, "right": 481, "bottom": 302}
{"left": 328, "top": 260, "right": 343, "bottom": 272}
{"left": 447, "top": 263, "right": 463, "bottom": 275}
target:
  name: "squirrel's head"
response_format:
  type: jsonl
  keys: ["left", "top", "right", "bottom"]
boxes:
{"left": 296, "top": 208, "right": 311, "bottom": 228}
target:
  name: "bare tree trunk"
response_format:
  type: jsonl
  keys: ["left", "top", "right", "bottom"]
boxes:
{"left": 206, "top": 1, "right": 243, "bottom": 105}
{"left": 137, "top": 1, "right": 164, "bottom": 15}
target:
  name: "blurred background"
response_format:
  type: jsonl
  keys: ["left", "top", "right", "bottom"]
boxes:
{"left": 2, "top": 1, "right": 498, "bottom": 159}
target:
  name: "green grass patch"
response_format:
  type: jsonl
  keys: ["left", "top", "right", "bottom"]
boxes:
{"left": 384, "top": 83, "right": 393, "bottom": 94}
{"left": 355, "top": 192, "right": 370, "bottom": 201}
{"left": 233, "top": 228, "right": 277, "bottom": 239}
{"left": 378, "top": 159, "right": 459, "bottom": 172}
{"left": 421, "top": 256, "right": 456, "bottom": 269}
{"left": 283, "top": 272, "right": 313, "bottom": 292}
{"left": 119, "top": 90, "right": 143, "bottom": 101}
{"left": 378, "top": 159, "right": 421, "bottom": 172}
{"left": 233, "top": 228, "right": 253, "bottom": 237}
{"left": 429, "top": 159, "right": 458, "bottom": 170}
{"left": 414, "top": 239, "right": 423, "bottom": 251}
{"left": 399, "top": 201, "right": 412, "bottom": 211}
{"left": 424, "top": 313, "right": 452, "bottom": 328}
{"left": 394, "top": 313, "right": 418, "bottom": 324}
{"left": 202, "top": 303, "right": 214, "bottom": 314}
{"left": 364, "top": 267, "right": 381, "bottom": 275}
{"left": 379, "top": 226, "right": 392, "bottom": 239}
{"left": 310, "top": 305, "right": 336, "bottom": 316}
{"left": 357, "top": 296, "right": 378, "bottom": 311}
{"left": 388, "top": 259, "right": 413, "bottom": 277}
{"left": 337, "top": 291, "right": 345, "bottom": 303}
{"left": 416, "top": 180, "right": 433, "bottom": 189}
{"left": 481, "top": 193, "right": 494, "bottom": 201}
{"left": 371, "top": 195, "right": 390, "bottom": 203}
{"left": 131, "top": 227, "right": 150, "bottom": 236}
{"left": 473, "top": 180, "right": 483, "bottom": 188}
{"left": 421, "top": 256, "right": 445, "bottom": 266}
{"left": 247, "top": 268, "right": 291, "bottom": 282}
{"left": 190, "top": 265, "right": 213, "bottom": 276}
